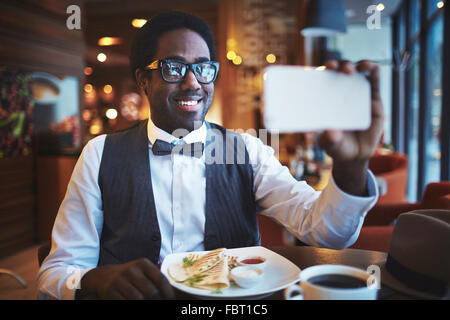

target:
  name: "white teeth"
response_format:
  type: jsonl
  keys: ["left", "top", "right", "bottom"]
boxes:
{"left": 178, "top": 100, "right": 199, "bottom": 106}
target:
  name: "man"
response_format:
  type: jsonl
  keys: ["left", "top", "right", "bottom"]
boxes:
{"left": 37, "top": 11, "right": 383, "bottom": 300}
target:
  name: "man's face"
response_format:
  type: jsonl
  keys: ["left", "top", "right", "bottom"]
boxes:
{"left": 145, "top": 28, "right": 214, "bottom": 134}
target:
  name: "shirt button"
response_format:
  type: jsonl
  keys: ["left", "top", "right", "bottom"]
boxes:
{"left": 151, "top": 235, "right": 159, "bottom": 241}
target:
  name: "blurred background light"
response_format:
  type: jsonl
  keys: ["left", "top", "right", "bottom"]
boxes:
{"left": 103, "top": 84, "right": 113, "bottom": 94}
{"left": 84, "top": 83, "right": 93, "bottom": 93}
{"left": 98, "top": 37, "right": 123, "bottom": 46}
{"left": 232, "top": 55, "right": 242, "bottom": 65}
{"left": 84, "top": 67, "right": 93, "bottom": 75}
{"left": 105, "top": 108, "right": 118, "bottom": 120}
{"left": 132, "top": 19, "right": 147, "bottom": 28}
{"left": 97, "top": 53, "right": 107, "bottom": 62}
{"left": 266, "top": 53, "right": 277, "bottom": 64}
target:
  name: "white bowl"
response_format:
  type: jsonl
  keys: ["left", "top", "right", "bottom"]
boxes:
{"left": 231, "top": 266, "right": 264, "bottom": 288}
{"left": 237, "top": 255, "right": 267, "bottom": 270}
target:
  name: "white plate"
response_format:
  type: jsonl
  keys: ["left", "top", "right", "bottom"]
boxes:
{"left": 160, "top": 246, "right": 301, "bottom": 299}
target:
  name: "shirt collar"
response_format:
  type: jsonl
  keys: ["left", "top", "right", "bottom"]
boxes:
{"left": 147, "top": 118, "right": 207, "bottom": 145}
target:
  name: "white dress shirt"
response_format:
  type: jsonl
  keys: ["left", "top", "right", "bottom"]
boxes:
{"left": 37, "top": 119, "right": 378, "bottom": 299}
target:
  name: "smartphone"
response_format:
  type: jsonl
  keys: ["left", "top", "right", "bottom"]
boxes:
{"left": 262, "top": 65, "right": 371, "bottom": 133}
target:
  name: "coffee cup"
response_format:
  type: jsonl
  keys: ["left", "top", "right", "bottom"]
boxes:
{"left": 284, "top": 264, "right": 378, "bottom": 300}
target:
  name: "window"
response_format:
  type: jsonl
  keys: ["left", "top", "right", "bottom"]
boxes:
{"left": 406, "top": 43, "right": 420, "bottom": 200}
{"left": 409, "top": 0, "right": 420, "bottom": 37}
{"left": 393, "top": 0, "right": 447, "bottom": 201}
{"left": 424, "top": 14, "right": 443, "bottom": 187}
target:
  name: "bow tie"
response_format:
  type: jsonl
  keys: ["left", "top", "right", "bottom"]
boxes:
{"left": 152, "top": 139, "right": 204, "bottom": 158}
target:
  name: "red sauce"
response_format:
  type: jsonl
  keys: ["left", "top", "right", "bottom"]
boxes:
{"left": 241, "top": 257, "right": 265, "bottom": 264}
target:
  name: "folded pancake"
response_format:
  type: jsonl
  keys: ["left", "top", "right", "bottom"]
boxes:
{"left": 192, "top": 248, "right": 226, "bottom": 273}
{"left": 183, "top": 255, "right": 230, "bottom": 290}
{"left": 168, "top": 248, "right": 226, "bottom": 283}
{"left": 168, "top": 262, "right": 191, "bottom": 282}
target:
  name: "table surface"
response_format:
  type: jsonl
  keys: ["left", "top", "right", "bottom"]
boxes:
{"left": 175, "top": 246, "right": 411, "bottom": 300}
{"left": 268, "top": 246, "right": 389, "bottom": 300}
{"left": 270, "top": 246, "right": 387, "bottom": 271}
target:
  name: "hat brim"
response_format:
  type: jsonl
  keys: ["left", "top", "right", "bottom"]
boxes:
{"left": 377, "top": 262, "right": 443, "bottom": 300}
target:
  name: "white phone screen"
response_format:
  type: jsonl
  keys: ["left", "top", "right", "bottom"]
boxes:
{"left": 263, "top": 66, "right": 371, "bottom": 133}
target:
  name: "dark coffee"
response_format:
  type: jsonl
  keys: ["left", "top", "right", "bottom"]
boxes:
{"left": 308, "top": 274, "right": 367, "bottom": 289}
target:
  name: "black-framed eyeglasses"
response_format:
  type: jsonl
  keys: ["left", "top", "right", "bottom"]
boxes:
{"left": 145, "top": 59, "right": 220, "bottom": 84}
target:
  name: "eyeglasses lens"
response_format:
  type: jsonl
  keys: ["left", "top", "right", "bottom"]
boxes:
{"left": 195, "top": 64, "right": 215, "bottom": 83}
{"left": 162, "top": 62, "right": 186, "bottom": 82}
{"left": 161, "top": 61, "right": 216, "bottom": 83}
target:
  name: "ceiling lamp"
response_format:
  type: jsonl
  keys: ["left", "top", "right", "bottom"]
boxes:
{"left": 301, "top": 0, "right": 347, "bottom": 37}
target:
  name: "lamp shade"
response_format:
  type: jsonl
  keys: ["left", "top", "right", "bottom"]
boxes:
{"left": 301, "top": 0, "right": 347, "bottom": 37}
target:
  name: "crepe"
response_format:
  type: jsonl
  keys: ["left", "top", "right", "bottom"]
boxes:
{"left": 184, "top": 257, "right": 230, "bottom": 290}
{"left": 168, "top": 248, "right": 224, "bottom": 281}
{"left": 168, "top": 248, "right": 232, "bottom": 290}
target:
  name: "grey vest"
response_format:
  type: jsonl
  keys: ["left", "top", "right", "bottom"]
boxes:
{"left": 97, "top": 120, "right": 260, "bottom": 265}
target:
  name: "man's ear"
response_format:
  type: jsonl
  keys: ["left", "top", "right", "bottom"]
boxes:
{"left": 135, "top": 69, "right": 149, "bottom": 95}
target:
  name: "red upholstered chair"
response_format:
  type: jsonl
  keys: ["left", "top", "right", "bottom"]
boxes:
{"left": 368, "top": 151, "right": 409, "bottom": 204}
{"left": 257, "top": 215, "right": 287, "bottom": 247}
{"left": 352, "top": 181, "right": 450, "bottom": 252}
{"left": 364, "top": 181, "right": 450, "bottom": 226}
{"left": 351, "top": 226, "right": 394, "bottom": 253}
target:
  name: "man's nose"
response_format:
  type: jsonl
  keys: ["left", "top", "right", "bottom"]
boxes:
{"left": 180, "top": 69, "right": 201, "bottom": 91}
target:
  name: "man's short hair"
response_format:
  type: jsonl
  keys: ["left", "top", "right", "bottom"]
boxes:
{"left": 129, "top": 11, "right": 216, "bottom": 81}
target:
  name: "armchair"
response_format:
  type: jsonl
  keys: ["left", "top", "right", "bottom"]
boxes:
{"left": 352, "top": 181, "right": 450, "bottom": 252}
{"left": 368, "top": 151, "right": 408, "bottom": 204}
{"left": 364, "top": 181, "right": 450, "bottom": 226}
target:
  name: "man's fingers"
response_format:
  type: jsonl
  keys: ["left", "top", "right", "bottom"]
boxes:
{"left": 324, "top": 60, "right": 355, "bottom": 74}
{"left": 115, "top": 277, "right": 145, "bottom": 299}
{"left": 127, "top": 267, "right": 161, "bottom": 299}
{"left": 107, "top": 287, "right": 127, "bottom": 300}
{"left": 355, "top": 59, "right": 376, "bottom": 72}
{"left": 325, "top": 130, "right": 344, "bottom": 144}
{"left": 324, "top": 60, "right": 339, "bottom": 70}
{"left": 140, "top": 259, "right": 175, "bottom": 299}
{"left": 318, "top": 130, "right": 344, "bottom": 155}
{"left": 326, "top": 60, "right": 381, "bottom": 101}
{"left": 356, "top": 60, "right": 381, "bottom": 101}
{"left": 338, "top": 60, "right": 356, "bottom": 74}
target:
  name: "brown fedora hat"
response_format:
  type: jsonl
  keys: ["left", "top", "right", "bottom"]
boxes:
{"left": 378, "top": 210, "right": 450, "bottom": 299}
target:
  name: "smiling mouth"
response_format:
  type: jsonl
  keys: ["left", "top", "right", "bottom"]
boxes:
{"left": 174, "top": 97, "right": 203, "bottom": 112}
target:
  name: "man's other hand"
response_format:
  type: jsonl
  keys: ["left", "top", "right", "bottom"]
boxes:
{"left": 78, "top": 258, "right": 175, "bottom": 300}
{"left": 318, "top": 60, "right": 384, "bottom": 196}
